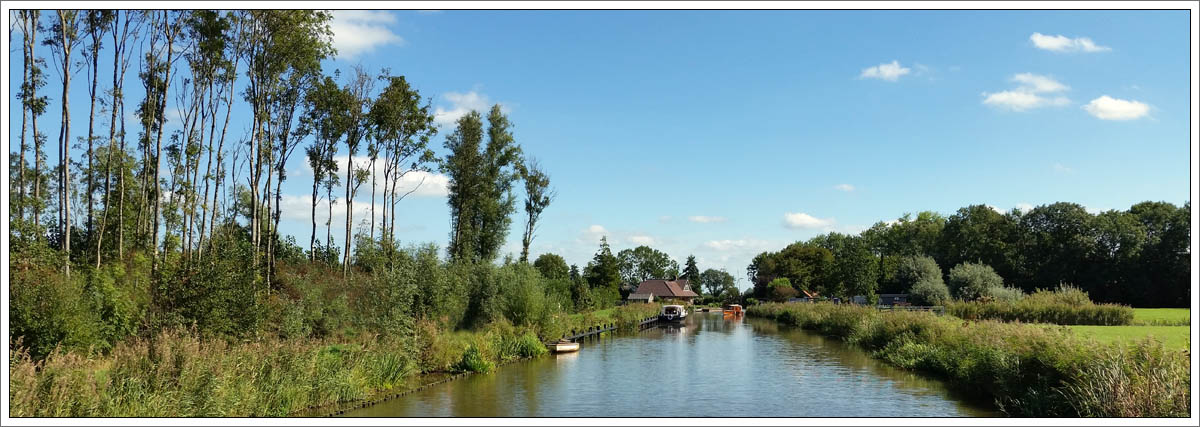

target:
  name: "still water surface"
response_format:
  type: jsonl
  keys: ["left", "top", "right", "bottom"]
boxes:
{"left": 346, "top": 312, "right": 997, "bottom": 417}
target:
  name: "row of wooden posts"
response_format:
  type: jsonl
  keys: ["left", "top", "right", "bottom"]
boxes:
{"left": 560, "top": 316, "right": 662, "bottom": 342}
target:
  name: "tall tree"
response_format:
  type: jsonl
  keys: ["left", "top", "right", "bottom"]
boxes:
{"left": 442, "top": 106, "right": 523, "bottom": 262}
{"left": 82, "top": 11, "right": 114, "bottom": 246}
{"left": 300, "top": 74, "right": 348, "bottom": 259}
{"left": 341, "top": 66, "right": 373, "bottom": 277}
{"left": 533, "top": 253, "right": 570, "bottom": 280}
{"left": 44, "top": 10, "right": 82, "bottom": 276}
{"left": 698, "top": 268, "right": 736, "bottom": 298}
{"left": 617, "top": 245, "right": 680, "bottom": 293}
{"left": 518, "top": 158, "right": 554, "bottom": 263}
{"left": 240, "top": 10, "right": 333, "bottom": 284}
{"left": 584, "top": 237, "right": 622, "bottom": 306}
{"left": 443, "top": 111, "right": 484, "bottom": 261}
{"left": 681, "top": 255, "right": 700, "bottom": 282}
{"left": 15, "top": 11, "right": 48, "bottom": 227}
{"left": 368, "top": 74, "right": 437, "bottom": 245}
{"left": 94, "top": 10, "right": 140, "bottom": 266}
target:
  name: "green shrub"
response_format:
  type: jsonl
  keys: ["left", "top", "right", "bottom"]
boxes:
{"left": 947, "top": 262, "right": 1004, "bottom": 301}
{"left": 453, "top": 344, "right": 493, "bottom": 374}
{"left": 897, "top": 255, "right": 942, "bottom": 290}
{"left": 984, "top": 286, "right": 1025, "bottom": 303}
{"left": 946, "top": 287, "right": 1133, "bottom": 326}
{"left": 909, "top": 277, "right": 950, "bottom": 305}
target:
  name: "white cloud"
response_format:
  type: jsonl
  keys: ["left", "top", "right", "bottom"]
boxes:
{"left": 986, "top": 205, "right": 1004, "bottom": 214}
{"left": 782, "top": 212, "right": 835, "bottom": 229}
{"left": 834, "top": 184, "right": 855, "bottom": 192}
{"left": 629, "top": 235, "right": 656, "bottom": 245}
{"left": 688, "top": 215, "right": 728, "bottom": 224}
{"left": 296, "top": 155, "right": 450, "bottom": 199}
{"left": 658, "top": 215, "right": 673, "bottom": 223}
{"left": 277, "top": 193, "right": 375, "bottom": 231}
{"left": 1082, "top": 96, "right": 1150, "bottom": 121}
{"left": 860, "top": 60, "right": 911, "bottom": 82}
{"left": 982, "top": 73, "right": 1070, "bottom": 112}
{"left": 433, "top": 91, "right": 508, "bottom": 128}
{"left": 329, "top": 11, "right": 404, "bottom": 60}
{"left": 1015, "top": 202, "right": 1034, "bottom": 213}
{"left": 1030, "top": 32, "right": 1110, "bottom": 53}
{"left": 1053, "top": 162, "right": 1074, "bottom": 173}
{"left": 1011, "top": 73, "right": 1068, "bottom": 93}
{"left": 703, "top": 239, "right": 770, "bottom": 252}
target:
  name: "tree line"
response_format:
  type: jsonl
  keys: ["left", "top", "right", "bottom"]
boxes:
{"left": 10, "top": 10, "right": 556, "bottom": 288}
{"left": 747, "top": 202, "right": 1190, "bottom": 308}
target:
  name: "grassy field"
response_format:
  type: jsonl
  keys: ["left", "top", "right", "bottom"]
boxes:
{"left": 1066, "top": 325, "right": 1190, "bottom": 351}
{"left": 1131, "top": 308, "right": 1191, "bottom": 326}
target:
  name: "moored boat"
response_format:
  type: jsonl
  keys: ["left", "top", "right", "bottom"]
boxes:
{"left": 659, "top": 304, "right": 687, "bottom": 322}
{"left": 548, "top": 339, "right": 580, "bottom": 353}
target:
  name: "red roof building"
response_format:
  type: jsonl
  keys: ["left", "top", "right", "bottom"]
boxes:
{"left": 631, "top": 279, "right": 699, "bottom": 304}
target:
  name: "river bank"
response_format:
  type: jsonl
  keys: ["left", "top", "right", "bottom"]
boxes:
{"left": 8, "top": 304, "right": 661, "bottom": 417}
{"left": 746, "top": 302, "right": 1190, "bottom": 417}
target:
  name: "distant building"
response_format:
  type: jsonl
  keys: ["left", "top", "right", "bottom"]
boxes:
{"left": 877, "top": 293, "right": 911, "bottom": 306}
{"left": 631, "top": 279, "right": 698, "bottom": 304}
{"left": 627, "top": 293, "right": 655, "bottom": 304}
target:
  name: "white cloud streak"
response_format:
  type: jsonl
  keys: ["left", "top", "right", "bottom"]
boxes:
{"left": 834, "top": 184, "right": 855, "bottom": 192}
{"left": 1082, "top": 96, "right": 1150, "bottom": 120}
{"left": 329, "top": 11, "right": 405, "bottom": 59}
{"left": 782, "top": 212, "right": 835, "bottom": 229}
{"left": 433, "top": 91, "right": 508, "bottom": 128}
{"left": 294, "top": 154, "right": 450, "bottom": 199}
{"left": 688, "top": 215, "right": 728, "bottom": 224}
{"left": 860, "top": 60, "right": 911, "bottom": 82}
{"left": 1030, "top": 32, "right": 1110, "bottom": 53}
{"left": 982, "top": 73, "right": 1070, "bottom": 112}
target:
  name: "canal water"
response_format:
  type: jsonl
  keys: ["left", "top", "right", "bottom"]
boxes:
{"left": 344, "top": 312, "right": 998, "bottom": 417}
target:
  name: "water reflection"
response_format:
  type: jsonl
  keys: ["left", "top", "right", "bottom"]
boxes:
{"left": 345, "top": 312, "right": 997, "bottom": 417}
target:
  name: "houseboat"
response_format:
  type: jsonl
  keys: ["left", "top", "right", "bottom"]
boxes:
{"left": 723, "top": 304, "right": 744, "bottom": 316}
{"left": 659, "top": 304, "right": 687, "bottom": 322}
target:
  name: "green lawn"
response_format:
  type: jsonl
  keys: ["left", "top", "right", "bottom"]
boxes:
{"left": 1067, "top": 325, "right": 1190, "bottom": 351}
{"left": 1131, "top": 308, "right": 1191, "bottom": 326}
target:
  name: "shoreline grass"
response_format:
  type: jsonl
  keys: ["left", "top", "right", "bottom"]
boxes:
{"left": 747, "top": 302, "right": 1190, "bottom": 417}
{"left": 8, "top": 303, "right": 661, "bottom": 418}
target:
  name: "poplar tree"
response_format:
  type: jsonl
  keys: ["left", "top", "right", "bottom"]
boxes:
{"left": 45, "top": 10, "right": 82, "bottom": 276}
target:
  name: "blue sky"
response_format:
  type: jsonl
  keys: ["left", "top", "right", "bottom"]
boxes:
{"left": 8, "top": 10, "right": 1192, "bottom": 288}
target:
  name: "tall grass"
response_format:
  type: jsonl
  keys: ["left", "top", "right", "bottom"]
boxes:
{"left": 747, "top": 302, "right": 1189, "bottom": 417}
{"left": 946, "top": 287, "right": 1134, "bottom": 326}
{"left": 9, "top": 330, "right": 418, "bottom": 417}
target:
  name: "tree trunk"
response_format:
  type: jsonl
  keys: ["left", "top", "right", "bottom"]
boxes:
{"left": 86, "top": 32, "right": 100, "bottom": 247}
{"left": 343, "top": 157, "right": 353, "bottom": 278}
{"left": 56, "top": 11, "right": 74, "bottom": 278}
{"left": 17, "top": 17, "right": 30, "bottom": 222}
{"left": 369, "top": 155, "right": 376, "bottom": 241}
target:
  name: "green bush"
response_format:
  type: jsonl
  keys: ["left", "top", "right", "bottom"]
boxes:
{"left": 909, "top": 277, "right": 950, "bottom": 305}
{"left": 946, "top": 287, "right": 1133, "bottom": 326}
{"left": 453, "top": 344, "right": 493, "bottom": 373}
{"left": 897, "top": 255, "right": 942, "bottom": 290}
{"left": 984, "top": 286, "right": 1025, "bottom": 303}
{"left": 947, "top": 262, "right": 1004, "bottom": 301}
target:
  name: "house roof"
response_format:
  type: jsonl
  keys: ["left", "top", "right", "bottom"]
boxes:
{"left": 634, "top": 279, "right": 699, "bottom": 298}
{"left": 627, "top": 293, "right": 654, "bottom": 300}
